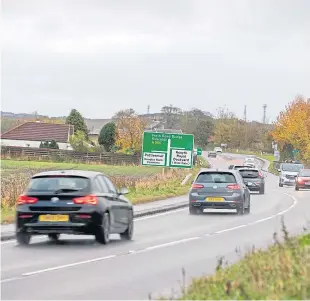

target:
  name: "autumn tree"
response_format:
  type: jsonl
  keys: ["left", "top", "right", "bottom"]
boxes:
{"left": 161, "top": 105, "right": 182, "bottom": 129}
{"left": 98, "top": 122, "right": 116, "bottom": 152}
{"left": 113, "top": 109, "right": 147, "bottom": 154}
{"left": 193, "top": 119, "right": 214, "bottom": 148}
{"left": 66, "top": 109, "right": 88, "bottom": 138}
{"left": 271, "top": 96, "right": 310, "bottom": 161}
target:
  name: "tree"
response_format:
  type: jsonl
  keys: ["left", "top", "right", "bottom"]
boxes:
{"left": 98, "top": 122, "right": 116, "bottom": 152}
{"left": 113, "top": 109, "right": 147, "bottom": 153}
{"left": 66, "top": 109, "right": 88, "bottom": 138}
{"left": 69, "top": 130, "right": 90, "bottom": 152}
{"left": 193, "top": 119, "right": 214, "bottom": 147}
{"left": 161, "top": 105, "right": 182, "bottom": 129}
{"left": 271, "top": 96, "right": 310, "bottom": 161}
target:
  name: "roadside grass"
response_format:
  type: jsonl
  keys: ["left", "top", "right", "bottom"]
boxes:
{"left": 159, "top": 223, "right": 310, "bottom": 300}
{"left": 0, "top": 156, "right": 209, "bottom": 224}
{"left": 1, "top": 159, "right": 162, "bottom": 176}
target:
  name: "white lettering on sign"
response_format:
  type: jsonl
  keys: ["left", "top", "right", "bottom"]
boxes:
{"left": 143, "top": 152, "right": 165, "bottom": 166}
{"left": 170, "top": 150, "right": 192, "bottom": 167}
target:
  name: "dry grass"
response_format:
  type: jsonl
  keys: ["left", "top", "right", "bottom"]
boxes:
{"left": 159, "top": 223, "right": 310, "bottom": 300}
{"left": 1, "top": 157, "right": 209, "bottom": 223}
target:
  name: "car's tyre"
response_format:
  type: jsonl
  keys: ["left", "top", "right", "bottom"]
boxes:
{"left": 237, "top": 203, "right": 245, "bottom": 215}
{"left": 120, "top": 212, "right": 134, "bottom": 240}
{"left": 279, "top": 182, "right": 283, "bottom": 187}
{"left": 259, "top": 186, "right": 265, "bottom": 194}
{"left": 16, "top": 231, "right": 31, "bottom": 245}
{"left": 95, "top": 212, "right": 110, "bottom": 244}
{"left": 244, "top": 200, "right": 251, "bottom": 214}
{"left": 295, "top": 186, "right": 299, "bottom": 191}
{"left": 189, "top": 206, "right": 202, "bottom": 215}
{"left": 48, "top": 234, "right": 60, "bottom": 241}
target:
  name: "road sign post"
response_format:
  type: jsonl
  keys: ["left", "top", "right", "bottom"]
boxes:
{"left": 141, "top": 132, "right": 194, "bottom": 169}
{"left": 196, "top": 148, "right": 202, "bottom": 156}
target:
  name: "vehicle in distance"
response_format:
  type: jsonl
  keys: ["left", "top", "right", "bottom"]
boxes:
{"left": 189, "top": 169, "right": 250, "bottom": 215}
{"left": 15, "top": 170, "right": 133, "bottom": 245}
{"left": 278, "top": 162, "right": 304, "bottom": 187}
{"left": 228, "top": 165, "right": 248, "bottom": 170}
{"left": 295, "top": 169, "right": 310, "bottom": 191}
{"left": 208, "top": 151, "right": 217, "bottom": 158}
{"left": 214, "top": 147, "right": 223, "bottom": 154}
{"left": 238, "top": 168, "right": 265, "bottom": 194}
{"left": 244, "top": 162, "right": 256, "bottom": 169}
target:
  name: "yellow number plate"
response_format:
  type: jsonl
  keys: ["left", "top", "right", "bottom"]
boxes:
{"left": 39, "top": 215, "right": 69, "bottom": 222}
{"left": 206, "top": 197, "right": 224, "bottom": 202}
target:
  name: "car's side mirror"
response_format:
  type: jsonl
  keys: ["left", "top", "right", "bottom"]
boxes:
{"left": 118, "top": 187, "right": 129, "bottom": 195}
{"left": 278, "top": 169, "right": 281, "bottom": 172}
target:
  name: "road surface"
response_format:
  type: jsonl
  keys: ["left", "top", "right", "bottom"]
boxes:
{"left": 1, "top": 153, "right": 310, "bottom": 299}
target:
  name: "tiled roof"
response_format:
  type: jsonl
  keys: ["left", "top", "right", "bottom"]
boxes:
{"left": 0, "top": 122, "right": 74, "bottom": 143}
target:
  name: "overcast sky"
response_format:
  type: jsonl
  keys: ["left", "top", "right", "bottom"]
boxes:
{"left": 2, "top": 0, "right": 310, "bottom": 121}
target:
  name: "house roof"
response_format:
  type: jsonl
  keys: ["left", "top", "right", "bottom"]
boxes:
{"left": 84, "top": 119, "right": 112, "bottom": 135}
{"left": 0, "top": 122, "right": 74, "bottom": 143}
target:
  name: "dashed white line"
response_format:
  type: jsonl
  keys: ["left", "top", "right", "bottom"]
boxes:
{"left": 21, "top": 254, "right": 116, "bottom": 277}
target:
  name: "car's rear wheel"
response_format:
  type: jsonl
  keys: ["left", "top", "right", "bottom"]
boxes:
{"left": 259, "top": 185, "right": 265, "bottom": 194}
{"left": 16, "top": 231, "right": 31, "bottom": 245}
{"left": 279, "top": 182, "right": 283, "bottom": 187}
{"left": 244, "top": 201, "right": 251, "bottom": 214}
{"left": 48, "top": 234, "right": 60, "bottom": 241}
{"left": 237, "top": 203, "right": 245, "bottom": 215}
{"left": 295, "top": 186, "right": 299, "bottom": 191}
{"left": 189, "top": 207, "right": 202, "bottom": 215}
{"left": 120, "top": 212, "right": 133, "bottom": 240}
{"left": 95, "top": 212, "right": 110, "bottom": 244}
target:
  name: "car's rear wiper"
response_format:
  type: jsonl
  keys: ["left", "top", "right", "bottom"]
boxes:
{"left": 54, "top": 188, "right": 81, "bottom": 194}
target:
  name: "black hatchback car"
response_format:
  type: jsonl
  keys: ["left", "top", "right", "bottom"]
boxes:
{"left": 16, "top": 170, "right": 134, "bottom": 245}
{"left": 238, "top": 168, "right": 265, "bottom": 194}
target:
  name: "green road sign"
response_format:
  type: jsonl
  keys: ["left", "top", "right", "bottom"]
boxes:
{"left": 142, "top": 132, "right": 194, "bottom": 168}
{"left": 196, "top": 148, "right": 202, "bottom": 156}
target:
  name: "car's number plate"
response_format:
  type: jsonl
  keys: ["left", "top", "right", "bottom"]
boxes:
{"left": 305, "top": 182, "right": 310, "bottom": 185}
{"left": 39, "top": 214, "right": 69, "bottom": 222}
{"left": 247, "top": 182, "right": 253, "bottom": 186}
{"left": 206, "top": 197, "right": 224, "bottom": 202}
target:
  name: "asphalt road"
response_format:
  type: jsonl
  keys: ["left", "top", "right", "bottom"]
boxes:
{"left": 1, "top": 154, "right": 310, "bottom": 300}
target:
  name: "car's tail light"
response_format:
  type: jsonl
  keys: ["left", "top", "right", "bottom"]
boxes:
{"left": 191, "top": 184, "right": 204, "bottom": 189}
{"left": 227, "top": 184, "right": 241, "bottom": 190}
{"left": 19, "top": 214, "right": 33, "bottom": 218}
{"left": 258, "top": 172, "right": 263, "bottom": 178}
{"left": 17, "top": 195, "right": 38, "bottom": 205}
{"left": 297, "top": 177, "right": 304, "bottom": 183}
{"left": 73, "top": 194, "right": 98, "bottom": 205}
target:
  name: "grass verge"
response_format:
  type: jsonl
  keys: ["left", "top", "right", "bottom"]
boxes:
{"left": 1, "top": 157, "right": 208, "bottom": 224}
{"left": 161, "top": 224, "right": 310, "bottom": 300}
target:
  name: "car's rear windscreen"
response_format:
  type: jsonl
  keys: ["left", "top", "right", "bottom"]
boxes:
{"left": 196, "top": 172, "right": 237, "bottom": 183}
{"left": 300, "top": 170, "right": 310, "bottom": 177}
{"left": 26, "top": 176, "right": 91, "bottom": 192}
{"left": 239, "top": 170, "right": 259, "bottom": 178}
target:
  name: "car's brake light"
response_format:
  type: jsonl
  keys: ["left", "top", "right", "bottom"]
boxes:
{"left": 73, "top": 194, "right": 98, "bottom": 205}
{"left": 226, "top": 184, "right": 240, "bottom": 190}
{"left": 258, "top": 172, "right": 263, "bottom": 178}
{"left": 17, "top": 195, "right": 38, "bottom": 205}
{"left": 191, "top": 184, "right": 204, "bottom": 189}
{"left": 297, "top": 177, "right": 304, "bottom": 183}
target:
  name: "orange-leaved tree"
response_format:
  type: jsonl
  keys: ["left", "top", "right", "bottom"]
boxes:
{"left": 271, "top": 96, "right": 310, "bottom": 162}
{"left": 113, "top": 109, "right": 147, "bottom": 153}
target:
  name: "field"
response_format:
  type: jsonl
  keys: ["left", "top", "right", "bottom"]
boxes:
{"left": 161, "top": 227, "right": 310, "bottom": 300}
{"left": 1, "top": 158, "right": 208, "bottom": 224}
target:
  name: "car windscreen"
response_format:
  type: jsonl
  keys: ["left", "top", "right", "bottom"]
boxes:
{"left": 239, "top": 170, "right": 259, "bottom": 178}
{"left": 281, "top": 163, "right": 304, "bottom": 172}
{"left": 196, "top": 172, "right": 237, "bottom": 184}
{"left": 26, "top": 176, "right": 91, "bottom": 193}
{"left": 300, "top": 170, "right": 310, "bottom": 177}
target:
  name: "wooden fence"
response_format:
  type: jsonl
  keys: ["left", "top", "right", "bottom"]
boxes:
{"left": 1, "top": 146, "right": 140, "bottom": 165}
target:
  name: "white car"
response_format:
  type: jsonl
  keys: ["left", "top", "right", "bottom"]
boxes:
{"left": 244, "top": 157, "right": 255, "bottom": 163}
{"left": 214, "top": 147, "right": 223, "bottom": 154}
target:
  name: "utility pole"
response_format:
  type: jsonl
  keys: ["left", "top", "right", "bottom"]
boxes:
{"left": 147, "top": 105, "right": 150, "bottom": 114}
{"left": 263, "top": 104, "right": 267, "bottom": 124}
{"left": 243, "top": 105, "right": 247, "bottom": 121}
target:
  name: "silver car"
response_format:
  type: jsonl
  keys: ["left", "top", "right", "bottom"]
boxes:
{"left": 189, "top": 169, "right": 251, "bottom": 215}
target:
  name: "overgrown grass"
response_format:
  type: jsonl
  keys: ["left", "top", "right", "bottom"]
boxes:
{"left": 1, "top": 157, "right": 209, "bottom": 224}
{"left": 1, "top": 159, "right": 162, "bottom": 176}
{"left": 161, "top": 224, "right": 310, "bottom": 300}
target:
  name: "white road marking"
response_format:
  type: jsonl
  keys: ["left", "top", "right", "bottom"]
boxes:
{"left": 20, "top": 254, "right": 116, "bottom": 277}
{"left": 0, "top": 188, "right": 299, "bottom": 282}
